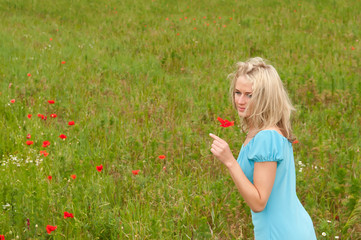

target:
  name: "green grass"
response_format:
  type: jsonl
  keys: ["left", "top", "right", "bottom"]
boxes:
{"left": 0, "top": 0, "right": 360, "bottom": 239}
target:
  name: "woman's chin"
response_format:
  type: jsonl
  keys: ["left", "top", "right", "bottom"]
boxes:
{"left": 238, "top": 112, "right": 245, "bottom": 118}
{"left": 238, "top": 111, "right": 249, "bottom": 119}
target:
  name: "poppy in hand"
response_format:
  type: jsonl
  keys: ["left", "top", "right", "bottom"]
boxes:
{"left": 217, "top": 117, "right": 234, "bottom": 127}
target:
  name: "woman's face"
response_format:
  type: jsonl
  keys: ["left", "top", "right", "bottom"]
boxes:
{"left": 234, "top": 75, "right": 253, "bottom": 118}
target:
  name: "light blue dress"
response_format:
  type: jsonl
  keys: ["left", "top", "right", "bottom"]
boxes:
{"left": 237, "top": 130, "right": 317, "bottom": 240}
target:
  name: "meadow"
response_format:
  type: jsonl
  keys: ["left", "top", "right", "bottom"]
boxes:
{"left": 0, "top": 0, "right": 360, "bottom": 239}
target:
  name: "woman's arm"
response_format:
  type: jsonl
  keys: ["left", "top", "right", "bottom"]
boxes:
{"left": 209, "top": 133, "right": 276, "bottom": 212}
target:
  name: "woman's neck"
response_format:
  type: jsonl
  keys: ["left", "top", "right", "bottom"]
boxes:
{"left": 246, "top": 128, "right": 257, "bottom": 138}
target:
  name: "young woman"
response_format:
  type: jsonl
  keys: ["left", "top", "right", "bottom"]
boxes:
{"left": 209, "top": 57, "right": 317, "bottom": 239}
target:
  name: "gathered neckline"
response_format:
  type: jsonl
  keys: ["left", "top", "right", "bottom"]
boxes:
{"left": 242, "top": 129, "right": 288, "bottom": 149}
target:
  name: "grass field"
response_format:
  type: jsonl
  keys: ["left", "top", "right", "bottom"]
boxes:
{"left": 0, "top": 0, "right": 360, "bottom": 239}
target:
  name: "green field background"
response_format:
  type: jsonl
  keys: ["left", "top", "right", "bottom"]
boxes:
{"left": 0, "top": 0, "right": 360, "bottom": 239}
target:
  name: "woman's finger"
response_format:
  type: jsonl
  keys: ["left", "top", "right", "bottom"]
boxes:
{"left": 209, "top": 133, "right": 225, "bottom": 143}
{"left": 212, "top": 140, "right": 224, "bottom": 148}
{"left": 211, "top": 143, "right": 222, "bottom": 152}
{"left": 210, "top": 134, "right": 228, "bottom": 147}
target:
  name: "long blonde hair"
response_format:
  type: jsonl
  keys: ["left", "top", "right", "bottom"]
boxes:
{"left": 229, "top": 57, "right": 295, "bottom": 141}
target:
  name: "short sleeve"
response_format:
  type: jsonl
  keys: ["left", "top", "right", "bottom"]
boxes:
{"left": 247, "top": 130, "right": 285, "bottom": 163}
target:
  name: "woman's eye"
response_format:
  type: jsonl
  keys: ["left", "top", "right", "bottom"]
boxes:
{"left": 234, "top": 92, "right": 241, "bottom": 95}
{"left": 247, "top": 94, "right": 252, "bottom": 98}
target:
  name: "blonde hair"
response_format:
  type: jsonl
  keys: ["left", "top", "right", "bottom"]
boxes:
{"left": 229, "top": 57, "right": 295, "bottom": 141}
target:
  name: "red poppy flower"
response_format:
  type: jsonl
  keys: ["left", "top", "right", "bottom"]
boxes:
{"left": 217, "top": 117, "right": 234, "bottom": 127}
{"left": 50, "top": 114, "right": 57, "bottom": 118}
{"left": 61, "top": 61, "right": 66, "bottom": 64}
{"left": 96, "top": 165, "right": 103, "bottom": 172}
{"left": 71, "top": 174, "right": 76, "bottom": 180}
{"left": 26, "top": 141, "right": 34, "bottom": 145}
{"left": 0, "top": 235, "right": 4, "bottom": 240}
{"left": 48, "top": 175, "right": 52, "bottom": 180}
{"left": 132, "top": 170, "right": 140, "bottom": 175}
{"left": 10, "top": 99, "right": 15, "bottom": 103}
{"left": 38, "top": 113, "right": 46, "bottom": 120}
{"left": 42, "top": 141, "right": 50, "bottom": 147}
{"left": 38, "top": 113, "right": 47, "bottom": 120}
{"left": 27, "top": 114, "right": 32, "bottom": 119}
{"left": 27, "top": 134, "right": 31, "bottom": 139}
{"left": 50, "top": 38, "right": 53, "bottom": 41}
{"left": 59, "top": 134, "right": 67, "bottom": 139}
{"left": 163, "top": 166, "right": 166, "bottom": 170}
{"left": 351, "top": 46, "right": 355, "bottom": 50}
{"left": 64, "top": 211, "right": 74, "bottom": 218}
{"left": 68, "top": 121, "right": 75, "bottom": 126}
{"left": 46, "top": 225, "right": 57, "bottom": 234}
{"left": 27, "top": 73, "right": 31, "bottom": 77}
{"left": 40, "top": 150, "right": 49, "bottom": 157}
{"left": 158, "top": 155, "right": 166, "bottom": 159}
{"left": 292, "top": 140, "right": 299, "bottom": 144}
{"left": 48, "top": 100, "right": 55, "bottom": 104}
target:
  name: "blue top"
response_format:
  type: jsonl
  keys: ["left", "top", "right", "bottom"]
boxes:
{"left": 237, "top": 130, "right": 317, "bottom": 240}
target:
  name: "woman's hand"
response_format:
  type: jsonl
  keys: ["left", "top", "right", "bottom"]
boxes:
{"left": 209, "top": 133, "right": 236, "bottom": 168}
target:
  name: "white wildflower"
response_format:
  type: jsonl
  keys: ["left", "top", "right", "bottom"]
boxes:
{"left": 2, "top": 203, "right": 11, "bottom": 209}
{"left": 298, "top": 161, "right": 305, "bottom": 167}
{"left": 322, "top": 232, "right": 326, "bottom": 236}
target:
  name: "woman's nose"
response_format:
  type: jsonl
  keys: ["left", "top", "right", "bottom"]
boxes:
{"left": 237, "top": 94, "right": 246, "bottom": 104}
